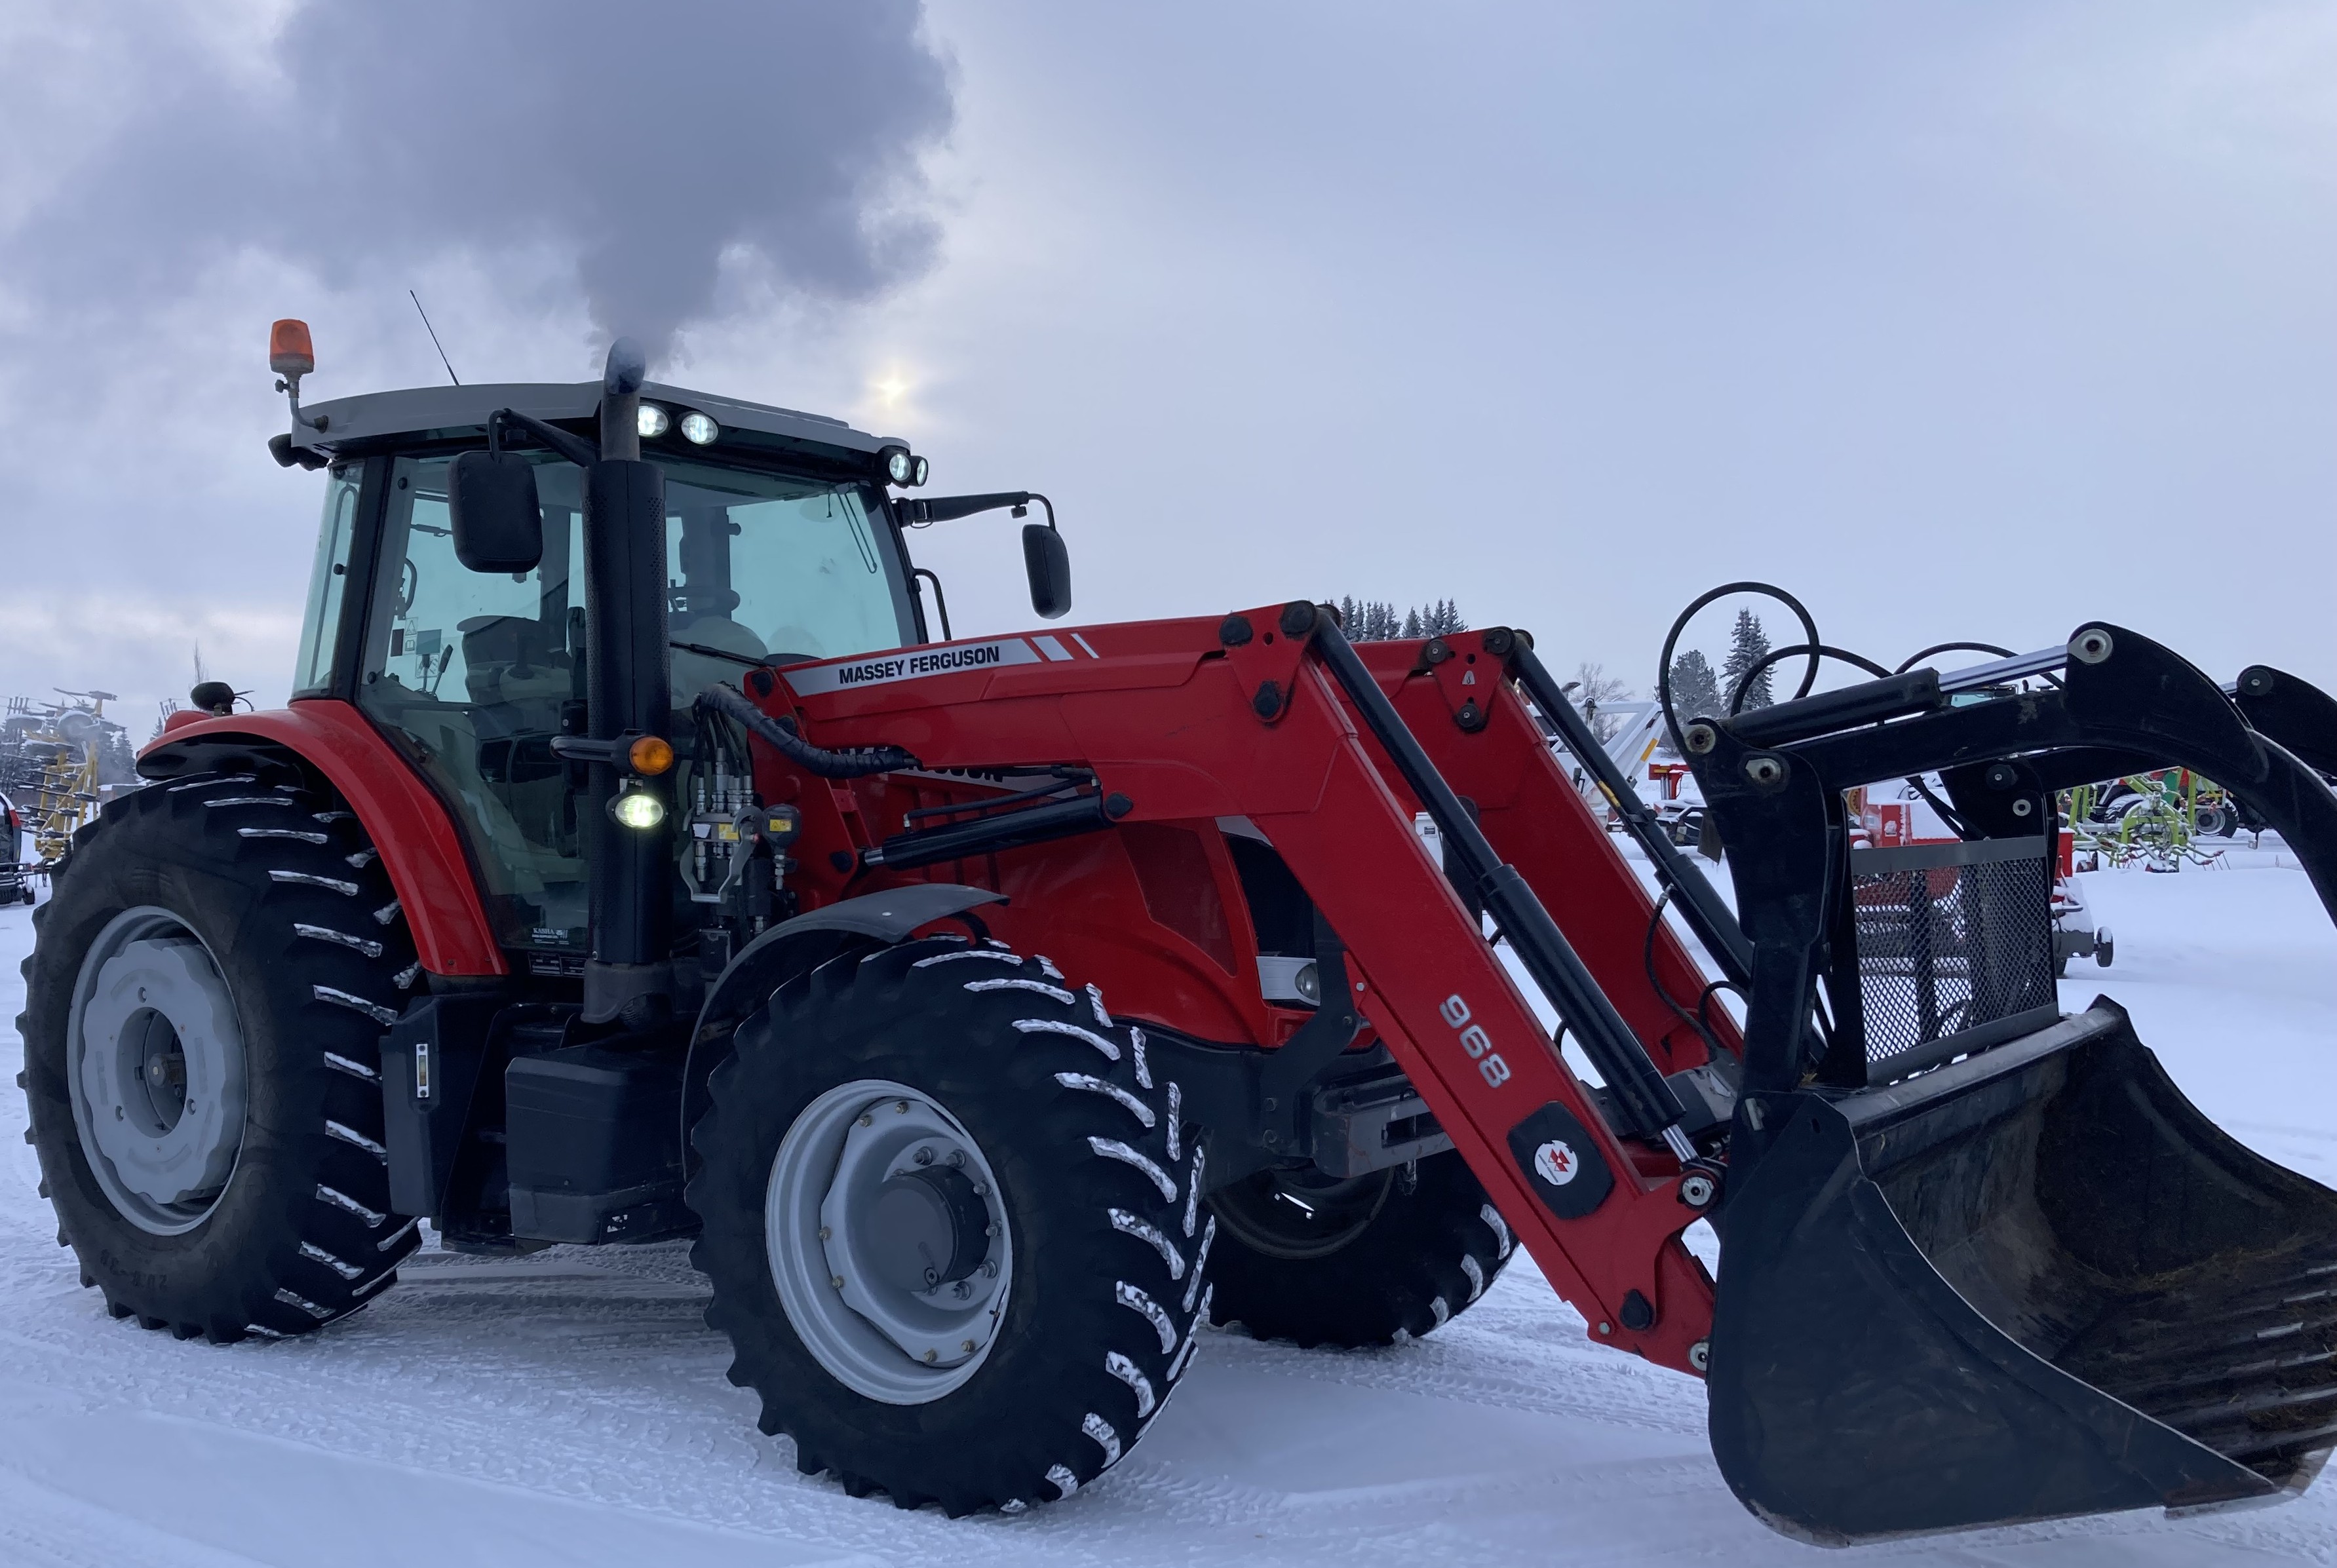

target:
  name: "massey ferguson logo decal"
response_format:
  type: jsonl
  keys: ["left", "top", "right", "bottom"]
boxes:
{"left": 782, "top": 637, "right": 1045, "bottom": 696}
{"left": 1440, "top": 994, "right": 1513, "bottom": 1089}
{"left": 1533, "top": 1139, "right": 1579, "bottom": 1186}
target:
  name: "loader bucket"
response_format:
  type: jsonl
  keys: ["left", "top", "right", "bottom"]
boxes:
{"left": 1708, "top": 1001, "right": 2337, "bottom": 1542}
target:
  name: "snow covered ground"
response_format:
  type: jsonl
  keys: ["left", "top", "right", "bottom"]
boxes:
{"left": 2, "top": 854, "right": 2334, "bottom": 1567}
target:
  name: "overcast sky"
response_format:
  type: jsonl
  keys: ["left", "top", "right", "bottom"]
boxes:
{"left": 0, "top": 1, "right": 2328, "bottom": 734}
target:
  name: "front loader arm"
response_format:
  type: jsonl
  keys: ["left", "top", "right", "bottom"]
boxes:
{"left": 1356, "top": 632, "right": 1738, "bottom": 1078}
{"left": 1247, "top": 689, "right": 1715, "bottom": 1372}
{"left": 775, "top": 603, "right": 1721, "bottom": 1373}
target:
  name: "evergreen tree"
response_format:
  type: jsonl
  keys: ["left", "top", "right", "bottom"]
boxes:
{"left": 1667, "top": 648, "right": 1722, "bottom": 735}
{"left": 96, "top": 723, "right": 137, "bottom": 785}
{"left": 1341, "top": 597, "right": 1467, "bottom": 640}
{"left": 1720, "top": 609, "right": 1774, "bottom": 710}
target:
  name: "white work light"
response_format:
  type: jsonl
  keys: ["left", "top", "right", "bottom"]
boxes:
{"left": 637, "top": 403, "right": 670, "bottom": 439}
{"left": 608, "top": 785, "right": 666, "bottom": 830}
{"left": 680, "top": 410, "right": 720, "bottom": 446}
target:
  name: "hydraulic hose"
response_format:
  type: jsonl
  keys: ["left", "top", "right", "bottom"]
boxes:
{"left": 695, "top": 684, "right": 921, "bottom": 779}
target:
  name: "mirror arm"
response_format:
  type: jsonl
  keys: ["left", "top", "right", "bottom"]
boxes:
{"left": 488, "top": 408, "right": 598, "bottom": 468}
{"left": 898, "top": 491, "right": 1058, "bottom": 529}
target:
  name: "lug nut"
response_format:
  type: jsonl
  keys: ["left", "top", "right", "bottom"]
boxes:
{"left": 952, "top": 1280, "right": 973, "bottom": 1300}
{"left": 961, "top": 1339, "right": 977, "bottom": 1353}
{"left": 857, "top": 1114, "right": 873, "bottom": 1128}
{"left": 947, "top": 1150, "right": 967, "bottom": 1168}
{"left": 831, "top": 1274, "right": 845, "bottom": 1290}
{"left": 818, "top": 1225, "right": 832, "bottom": 1241}
{"left": 895, "top": 1100, "right": 910, "bottom": 1114}
{"left": 923, "top": 1349, "right": 938, "bottom": 1364}
{"left": 913, "top": 1145, "right": 935, "bottom": 1166}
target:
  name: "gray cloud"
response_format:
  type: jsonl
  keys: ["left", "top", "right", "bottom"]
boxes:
{"left": 10, "top": 1, "right": 954, "bottom": 364}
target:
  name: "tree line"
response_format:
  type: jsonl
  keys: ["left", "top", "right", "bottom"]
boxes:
{"left": 1338, "top": 598, "right": 1468, "bottom": 641}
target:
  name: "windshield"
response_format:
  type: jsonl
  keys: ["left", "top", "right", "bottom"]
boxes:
{"left": 355, "top": 451, "right": 917, "bottom": 951}
{"left": 664, "top": 460, "right": 917, "bottom": 702}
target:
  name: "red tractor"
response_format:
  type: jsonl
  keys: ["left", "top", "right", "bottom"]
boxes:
{"left": 19, "top": 325, "right": 2337, "bottom": 1539}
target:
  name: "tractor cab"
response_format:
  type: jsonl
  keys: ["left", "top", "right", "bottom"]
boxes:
{"left": 273, "top": 330, "right": 1062, "bottom": 999}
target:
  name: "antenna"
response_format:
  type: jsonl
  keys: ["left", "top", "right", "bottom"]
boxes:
{"left": 410, "top": 290, "right": 462, "bottom": 386}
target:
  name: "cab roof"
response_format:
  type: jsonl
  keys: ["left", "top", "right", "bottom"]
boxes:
{"left": 290, "top": 380, "right": 908, "bottom": 464}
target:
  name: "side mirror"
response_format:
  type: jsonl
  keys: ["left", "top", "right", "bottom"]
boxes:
{"left": 449, "top": 449, "right": 544, "bottom": 573}
{"left": 1023, "top": 523, "right": 1072, "bottom": 620}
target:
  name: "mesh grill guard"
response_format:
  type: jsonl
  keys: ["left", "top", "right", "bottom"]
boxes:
{"left": 1846, "top": 835, "right": 2057, "bottom": 1076}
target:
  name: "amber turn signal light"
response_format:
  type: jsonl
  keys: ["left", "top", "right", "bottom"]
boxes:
{"left": 628, "top": 735, "right": 676, "bottom": 775}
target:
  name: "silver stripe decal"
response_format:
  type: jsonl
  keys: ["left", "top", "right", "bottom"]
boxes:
{"left": 780, "top": 636, "right": 1043, "bottom": 696}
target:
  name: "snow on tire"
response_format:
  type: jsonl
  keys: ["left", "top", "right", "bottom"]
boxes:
{"left": 17, "top": 769, "right": 422, "bottom": 1342}
{"left": 686, "top": 936, "right": 1208, "bottom": 1516}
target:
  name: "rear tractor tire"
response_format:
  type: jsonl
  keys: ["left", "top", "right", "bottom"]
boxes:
{"left": 18, "top": 770, "right": 423, "bottom": 1341}
{"left": 1205, "top": 1149, "right": 1514, "bottom": 1348}
{"left": 687, "top": 937, "right": 1208, "bottom": 1514}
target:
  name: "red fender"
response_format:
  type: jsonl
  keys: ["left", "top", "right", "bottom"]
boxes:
{"left": 142, "top": 700, "right": 505, "bottom": 976}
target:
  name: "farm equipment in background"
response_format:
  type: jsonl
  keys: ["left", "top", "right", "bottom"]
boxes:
{"left": 0, "top": 791, "right": 31, "bottom": 905}
{"left": 20, "top": 326, "right": 2337, "bottom": 1542}
{"left": 1, "top": 691, "right": 123, "bottom": 869}
{"left": 2068, "top": 771, "right": 2247, "bottom": 870}
{"left": 1858, "top": 779, "right": 2112, "bottom": 980}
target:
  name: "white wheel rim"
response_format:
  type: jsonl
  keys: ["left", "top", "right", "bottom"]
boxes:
{"left": 66, "top": 906, "right": 248, "bottom": 1236}
{"left": 766, "top": 1078, "right": 1013, "bottom": 1405}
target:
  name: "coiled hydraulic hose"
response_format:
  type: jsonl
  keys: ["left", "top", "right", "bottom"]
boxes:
{"left": 695, "top": 683, "right": 921, "bottom": 779}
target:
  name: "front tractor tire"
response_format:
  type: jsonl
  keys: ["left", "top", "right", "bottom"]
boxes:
{"left": 688, "top": 938, "right": 1209, "bottom": 1514}
{"left": 1204, "top": 1149, "right": 1515, "bottom": 1348}
{"left": 18, "top": 770, "right": 423, "bottom": 1341}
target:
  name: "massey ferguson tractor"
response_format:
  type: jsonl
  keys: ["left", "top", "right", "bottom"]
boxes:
{"left": 19, "top": 324, "right": 2337, "bottom": 1540}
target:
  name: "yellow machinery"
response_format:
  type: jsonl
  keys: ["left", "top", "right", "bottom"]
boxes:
{"left": 5, "top": 691, "right": 116, "bottom": 867}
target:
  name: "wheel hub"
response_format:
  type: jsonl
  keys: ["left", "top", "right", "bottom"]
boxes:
{"left": 865, "top": 1163, "right": 992, "bottom": 1293}
{"left": 767, "top": 1080, "right": 1013, "bottom": 1404}
{"left": 68, "top": 911, "right": 247, "bottom": 1234}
